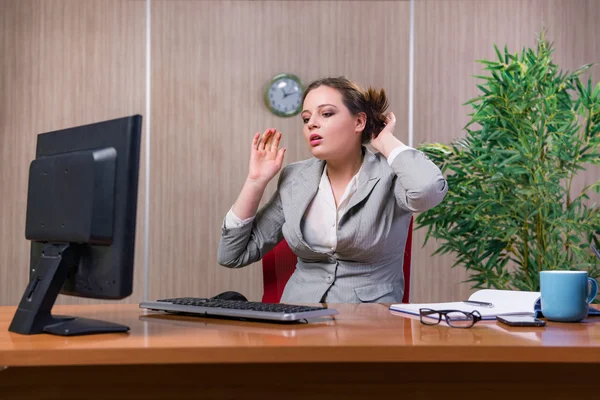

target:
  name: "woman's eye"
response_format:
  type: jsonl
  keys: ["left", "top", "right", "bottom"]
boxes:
{"left": 322, "top": 112, "right": 333, "bottom": 117}
{"left": 302, "top": 118, "right": 309, "bottom": 123}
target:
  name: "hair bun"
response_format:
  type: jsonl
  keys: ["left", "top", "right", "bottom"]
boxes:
{"left": 363, "top": 87, "right": 389, "bottom": 139}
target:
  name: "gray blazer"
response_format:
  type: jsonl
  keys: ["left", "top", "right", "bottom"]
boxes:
{"left": 217, "top": 147, "right": 447, "bottom": 303}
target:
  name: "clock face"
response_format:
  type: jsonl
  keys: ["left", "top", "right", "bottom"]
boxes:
{"left": 265, "top": 74, "right": 303, "bottom": 117}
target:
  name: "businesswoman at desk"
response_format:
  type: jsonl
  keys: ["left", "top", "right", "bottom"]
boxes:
{"left": 218, "top": 77, "right": 447, "bottom": 304}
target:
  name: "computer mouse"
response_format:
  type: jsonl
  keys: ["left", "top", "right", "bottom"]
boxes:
{"left": 211, "top": 291, "right": 248, "bottom": 302}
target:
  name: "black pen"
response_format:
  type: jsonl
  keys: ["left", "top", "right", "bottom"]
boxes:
{"left": 463, "top": 300, "right": 494, "bottom": 308}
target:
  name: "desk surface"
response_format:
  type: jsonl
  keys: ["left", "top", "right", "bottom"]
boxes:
{"left": 1, "top": 303, "right": 600, "bottom": 366}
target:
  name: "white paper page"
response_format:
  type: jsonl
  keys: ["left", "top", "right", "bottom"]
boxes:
{"left": 389, "top": 301, "right": 517, "bottom": 318}
{"left": 468, "top": 289, "right": 540, "bottom": 313}
{"left": 390, "top": 289, "right": 541, "bottom": 319}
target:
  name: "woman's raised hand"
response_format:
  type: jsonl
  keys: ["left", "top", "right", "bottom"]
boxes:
{"left": 370, "top": 112, "right": 405, "bottom": 158}
{"left": 247, "top": 128, "right": 286, "bottom": 185}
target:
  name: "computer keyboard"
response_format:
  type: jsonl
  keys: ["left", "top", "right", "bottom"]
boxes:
{"left": 139, "top": 297, "right": 339, "bottom": 322}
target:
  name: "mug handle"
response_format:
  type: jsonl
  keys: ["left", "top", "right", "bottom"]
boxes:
{"left": 586, "top": 277, "right": 599, "bottom": 304}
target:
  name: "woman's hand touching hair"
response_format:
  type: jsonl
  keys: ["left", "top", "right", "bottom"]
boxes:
{"left": 370, "top": 112, "right": 404, "bottom": 158}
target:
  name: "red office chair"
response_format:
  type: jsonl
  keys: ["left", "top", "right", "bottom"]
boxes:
{"left": 262, "top": 217, "right": 414, "bottom": 303}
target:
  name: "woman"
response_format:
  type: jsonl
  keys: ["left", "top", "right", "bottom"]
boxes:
{"left": 218, "top": 77, "right": 447, "bottom": 303}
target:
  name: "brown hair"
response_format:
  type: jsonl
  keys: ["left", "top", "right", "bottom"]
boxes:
{"left": 302, "top": 76, "right": 389, "bottom": 144}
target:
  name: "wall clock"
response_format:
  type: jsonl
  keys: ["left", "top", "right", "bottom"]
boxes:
{"left": 264, "top": 73, "right": 304, "bottom": 117}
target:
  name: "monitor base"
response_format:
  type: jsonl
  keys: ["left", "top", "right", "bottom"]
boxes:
{"left": 43, "top": 315, "right": 129, "bottom": 336}
{"left": 9, "top": 243, "right": 129, "bottom": 336}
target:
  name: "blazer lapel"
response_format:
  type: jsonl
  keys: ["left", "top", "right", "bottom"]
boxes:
{"left": 288, "top": 159, "right": 325, "bottom": 249}
{"left": 342, "top": 148, "right": 381, "bottom": 215}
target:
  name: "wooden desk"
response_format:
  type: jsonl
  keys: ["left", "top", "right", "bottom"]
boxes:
{"left": 1, "top": 303, "right": 600, "bottom": 399}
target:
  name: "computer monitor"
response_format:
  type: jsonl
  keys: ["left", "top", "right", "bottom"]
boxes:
{"left": 8, "top": 115, "right": 142, "bottom": 336}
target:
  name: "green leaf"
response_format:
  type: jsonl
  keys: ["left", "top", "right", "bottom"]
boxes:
{"left": 494, "top": 44, "right": 503, "bottom": 63}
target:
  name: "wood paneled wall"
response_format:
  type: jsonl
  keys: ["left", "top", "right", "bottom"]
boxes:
{"left": 0, "top": 0, "right": 598, "bottom": 306}
{"left": 0, "top": 0, "right": 146, "bottom": 305}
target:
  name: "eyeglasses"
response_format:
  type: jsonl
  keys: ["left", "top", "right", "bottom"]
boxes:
{"left": 419, "top": 308, "right": 482, "bottom": 329}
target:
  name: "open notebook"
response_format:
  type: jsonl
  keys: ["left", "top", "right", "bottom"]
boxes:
{"left": 390, "top": 289, "right": 599, "bottom": 320}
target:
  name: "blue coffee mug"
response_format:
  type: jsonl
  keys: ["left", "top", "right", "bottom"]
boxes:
{"left": 540, "top": 271, "right": 599, "bottom": 322}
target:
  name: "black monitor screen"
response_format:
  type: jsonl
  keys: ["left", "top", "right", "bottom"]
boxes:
{"left": 9, "top": 115, "right": 142, "bottom": 336}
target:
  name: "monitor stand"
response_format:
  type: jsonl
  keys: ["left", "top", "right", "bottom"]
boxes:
{"left": 8, "top": 243, "right": 129, "bottom": 336}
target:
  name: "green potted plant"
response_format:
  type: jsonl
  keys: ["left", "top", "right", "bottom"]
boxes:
{"left": 416, "top": 31, "right": 600, "bottom": 292}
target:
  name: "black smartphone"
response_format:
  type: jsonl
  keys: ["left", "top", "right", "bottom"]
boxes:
{"left": 497, "top": 316, "right": 546, "bottom": 327}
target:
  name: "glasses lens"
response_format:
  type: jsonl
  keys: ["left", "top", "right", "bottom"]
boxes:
{"left": 446, "top": 311, "right": 474, "bottom": 328}
{"left": 420, "top": 310, "right": 441, "bottom": 325}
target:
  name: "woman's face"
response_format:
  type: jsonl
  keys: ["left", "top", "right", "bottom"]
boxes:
{"left": 301, "top": 85, "right": 364, "bottom": 160}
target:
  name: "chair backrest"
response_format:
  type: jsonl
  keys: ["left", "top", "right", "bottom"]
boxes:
{"left": 262, "top": 216, "right": 413, "bottom": 303}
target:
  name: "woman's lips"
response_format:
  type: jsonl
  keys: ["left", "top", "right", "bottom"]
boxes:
{"left": 310, "top": 134, "right": 322, "bottom": 146}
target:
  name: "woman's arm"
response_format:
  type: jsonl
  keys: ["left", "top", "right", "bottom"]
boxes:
{"left": 217, "top": 182, "right": 286, "bottom": 268}
{"left": 371, "top": 112, "right": 448, "bottom": 213}
{"left": 217, "top": 128, "right": 287, "bottom": 267}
